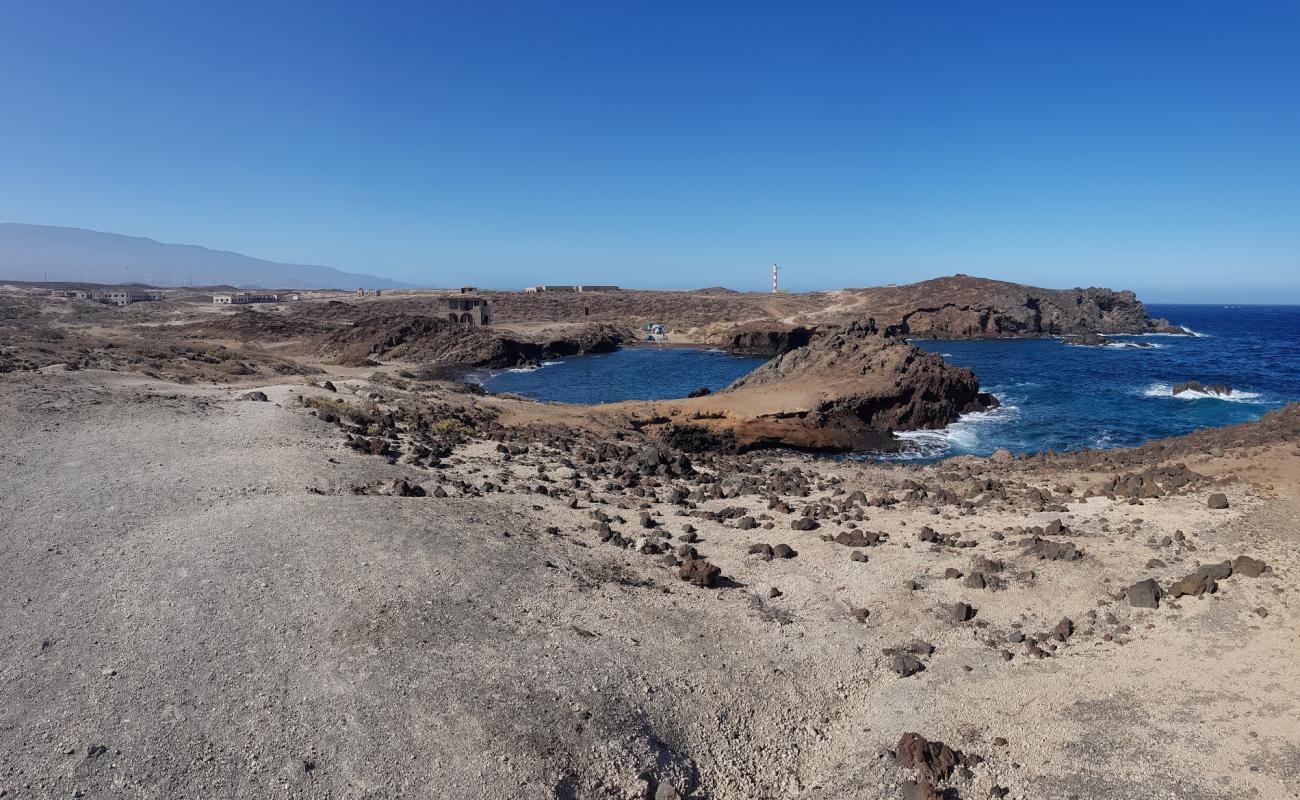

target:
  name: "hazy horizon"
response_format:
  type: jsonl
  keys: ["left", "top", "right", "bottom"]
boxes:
{"left": 2, "top": 2, "right": 1298, "bottom": 302}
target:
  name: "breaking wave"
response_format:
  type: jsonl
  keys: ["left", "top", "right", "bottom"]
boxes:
{"left": 1141, "top": 383, "right": 1262, "bottom": 403}
{"left": 885, "top": 401, "right": 1019, "bottom": 461}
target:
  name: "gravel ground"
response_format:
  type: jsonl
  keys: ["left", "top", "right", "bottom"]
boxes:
{"left": 1, "top": 370, "right": 1297, "bottom": 799}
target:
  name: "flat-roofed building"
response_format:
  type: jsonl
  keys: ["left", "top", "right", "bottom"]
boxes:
{"left": 101, "top": 289, "right": 158, "bottom": 306}
{"left": 213, "top": 292, "right": 280, "bottom": 305}
{"left": 444, "top": 294, "right": 491, "bottom": 325}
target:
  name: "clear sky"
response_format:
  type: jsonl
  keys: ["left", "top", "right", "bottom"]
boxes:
{"left": 1, "top": 1, "right": 1297, "bottom": 301}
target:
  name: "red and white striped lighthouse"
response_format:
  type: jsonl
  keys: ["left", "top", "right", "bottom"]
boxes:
{"left": 771, "top": 263, "right": 779, "bottom": 294}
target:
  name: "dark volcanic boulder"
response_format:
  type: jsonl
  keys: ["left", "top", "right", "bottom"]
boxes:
{"left": 895, "top": 732, "right": 962, "bottom": 783}
{"left": 1233, "top": 555, "right": 1269, "bottom": 577}
{"left": 678, "top": 559, "right": 721, "bottom": 588}
{"left": 1126, "top": 578, "right": 1164, "bottom": 609}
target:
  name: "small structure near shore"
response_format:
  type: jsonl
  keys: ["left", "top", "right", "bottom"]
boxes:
{"left": 444, "top": 293, "right": 491, "bottom": 326}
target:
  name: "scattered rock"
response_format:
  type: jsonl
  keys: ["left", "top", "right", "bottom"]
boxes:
{"left": 902, "top": 780, "right": 942, "bottom": 800}
{"left": 772, "top": 543, "right": 797, "bottom": 559}
{"left": 240, "top": 390, "right": 269, "bottom": 402}
{"left": 896, "top": 732, "right": 961, "bottom": 783}
{"left": 948, "top": 602, "right": 977, "bottom": 622}
{"left": 1126, "top": 578, "right": 1164, "bottom": 609}
{"left": 890, "top": 652, "right": 925, "bottom": 677}
{"left": 678, "top": 559, "right": 721, "bottom": 588}
{"left": 1207, "top": 493, "right": 1229, "bottom": 510}
{"left": 1233, "top": 555, "right": 1269, "bottom": 577}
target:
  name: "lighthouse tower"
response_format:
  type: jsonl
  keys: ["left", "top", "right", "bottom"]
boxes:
{"left": 771, "top": 263, "right": 779, "bottom": 294}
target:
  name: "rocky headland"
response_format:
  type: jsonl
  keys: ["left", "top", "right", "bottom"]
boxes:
{"left": 615, "top": 319, "right": 998, "bottom": 452}
{"left": 834, "top": 275, "right": 1190, "bottom": 339}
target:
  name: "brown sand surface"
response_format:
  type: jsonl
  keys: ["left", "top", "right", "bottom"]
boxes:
{"left": 2, "top": 365, "right": 1297, "bottom": 799}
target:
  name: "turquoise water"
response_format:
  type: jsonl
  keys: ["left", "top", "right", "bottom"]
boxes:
{"left": 481, "top": 305, "right": 1300, "bottom": 457}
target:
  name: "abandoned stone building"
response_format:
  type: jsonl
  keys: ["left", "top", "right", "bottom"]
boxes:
{"left": 444, "top": 294, "right": 491, "bottom": 326}
{"left": 100, "top": 289, "right": 162, "bottom": 306}
{"left": 213, "top": 292, "right": 280, "bottom": 305}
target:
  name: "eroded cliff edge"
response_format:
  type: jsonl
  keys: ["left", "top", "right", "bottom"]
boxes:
{"left": 616, "top": 319, "right": 999, "bottom": 452}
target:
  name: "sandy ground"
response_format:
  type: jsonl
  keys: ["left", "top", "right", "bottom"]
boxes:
{"left": 1, "top": 369, "right": 1298, "bottom": 799}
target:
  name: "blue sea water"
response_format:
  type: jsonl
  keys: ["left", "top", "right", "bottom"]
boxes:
{"left": 899, "top": 304, "right": 1300, "bottom": 459}
{"left": 481, "top": 346, "right": 767, "bottom": 404}
{"left": 482, "top": 305, "right": 1300, "bottom": 458}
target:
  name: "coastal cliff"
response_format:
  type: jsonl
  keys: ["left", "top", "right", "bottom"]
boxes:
{"left": 840, "top": 275, "right": 1187, "bottom": 338}
{"left": 325, "top": 316, "right": 628, "bottom": 368}
{"left": 636, "top": 319, "right": 998, "bottom": 452}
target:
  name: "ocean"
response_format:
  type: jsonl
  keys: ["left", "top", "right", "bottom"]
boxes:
{"left": 480, "top": 346, "right": 768, "bottom": 405}
{"left": 481, "top": 304, "right": 1300, "bottom": 459}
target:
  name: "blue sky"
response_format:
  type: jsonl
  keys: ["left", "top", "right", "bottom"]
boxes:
{"left": 1, "top": 1, "right": 1297, "bottom": 301}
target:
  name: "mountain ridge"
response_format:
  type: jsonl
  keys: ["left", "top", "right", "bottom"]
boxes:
{"left": 0, "top": 223, "right": 416, "bottom": 290}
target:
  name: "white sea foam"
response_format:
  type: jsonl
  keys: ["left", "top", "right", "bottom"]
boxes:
{"left": 506, "top": 360, "right": 566, "bottom": 373}
{"left": 1142, "top": 383, "right": 1262, "bottom": 402}
{"left": 1125, "top": 327, "right": 1206, "bottom": 338}
{"left": 1064, "top": 340, "right": 1164, "bottom": 350}
{"left": 887, "top": 402, "right": 1019, "bottom": 460}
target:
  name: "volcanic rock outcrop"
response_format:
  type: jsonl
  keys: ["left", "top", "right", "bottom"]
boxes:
{"left": 326, "top": 316, "right": 626, "bottom": 368}
{"left": 638, "top": 319, "right": 998, "bottom": 451}
{"left": 843, "top": 275, "right": 1189, "bottom": 338}
{"left": 723, "top": 322, "right": 814, "bottom": 356}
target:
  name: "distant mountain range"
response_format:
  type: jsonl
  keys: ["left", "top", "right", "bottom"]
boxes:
{"left": 0, "top": 223, "right": 415, "bottom": 289}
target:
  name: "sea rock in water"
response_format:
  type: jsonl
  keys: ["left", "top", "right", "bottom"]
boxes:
{"left": 1173, "top": 381, "right": 1233, "bottom": 396}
